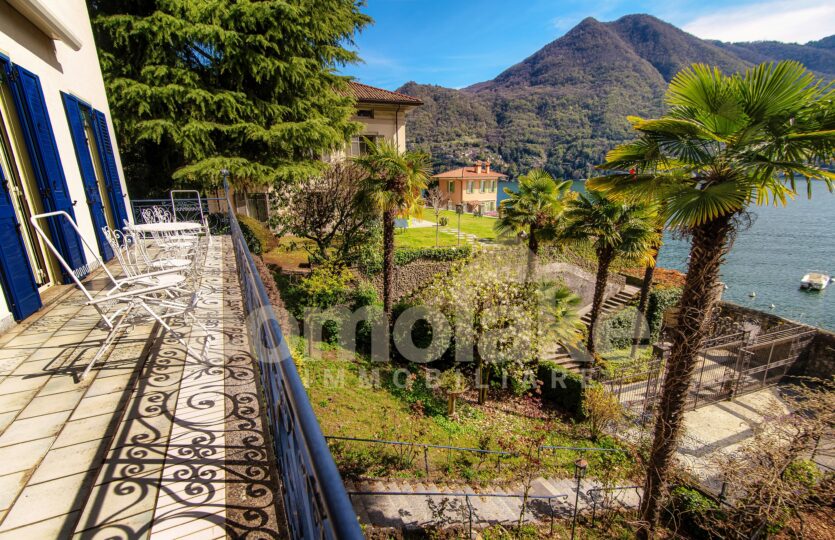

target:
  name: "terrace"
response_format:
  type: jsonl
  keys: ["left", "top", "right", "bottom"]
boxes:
{"left": 0, "top": 187, "right": 360, "bottom": 538}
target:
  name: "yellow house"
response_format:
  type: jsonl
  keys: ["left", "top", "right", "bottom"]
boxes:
{"left": 434, "top": 161, "right": 506, "bottom": 214}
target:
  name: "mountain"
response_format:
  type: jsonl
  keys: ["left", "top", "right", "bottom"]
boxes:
{"left": 397, "top": 14, "right": 834, "bottom": 179}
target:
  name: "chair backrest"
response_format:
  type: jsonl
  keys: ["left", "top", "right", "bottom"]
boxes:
{"left": 170, "top": 190, "right": 206, "bottom": 226}
{"left": 102, "top": 227, "right": 143, "bottom": 278}
{"left": 30, "top": 211, "right": 119, "bottom": 302}
{"left": 154, "top": 206, "right": 173, "bottom": 223}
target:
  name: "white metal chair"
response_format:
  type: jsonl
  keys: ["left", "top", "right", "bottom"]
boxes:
{"left": 31, "top": 211, "right": 211, "bottom": 380}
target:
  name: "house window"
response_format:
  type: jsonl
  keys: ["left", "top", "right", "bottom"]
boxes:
{"left": 448, "top": 180, "right": 454, "bottom": 193}
{"left": 349, "top": 135, "right": 377, "bottom": 157}
{"left": 467, "top": 181, "right": 474, "bottom": 193}
{"left": 479, "top": 180, "right": 485, "bottom": 193}
{"left": 356, "top": 109, "right": 374, "bottom": 118}
{"left": 490, "top": 180, "right": 496, "bottom": 192}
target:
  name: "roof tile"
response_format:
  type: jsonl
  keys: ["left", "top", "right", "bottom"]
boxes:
{"left": 343, "top": 81, "right": 423, "bottom": 105}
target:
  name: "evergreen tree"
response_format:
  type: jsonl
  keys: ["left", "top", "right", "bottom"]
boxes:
{"left": 89, "top": 0, "right": 371, "bottom": 196}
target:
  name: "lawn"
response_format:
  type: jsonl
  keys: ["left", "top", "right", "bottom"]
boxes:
{"left": 395, "top": 225, "right": 462, "bottom": 248}
{"left": 299, "top": 343, "right": 638, "bottom": 483}
{"left": 422, "top": 210, "right": 502, "bottom": 240}
{"left": 262, "top": 235, "right": 314, "bottom": 271}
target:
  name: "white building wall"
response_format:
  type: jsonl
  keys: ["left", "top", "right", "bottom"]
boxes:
{"left": 0, "top": 0, "right": 130, "bottom": 326}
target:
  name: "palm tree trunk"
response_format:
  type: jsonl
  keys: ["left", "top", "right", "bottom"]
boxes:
{"left": 383, "top": 208, "right": 396, "bottom": 317}
{"left": 632, "top": 230, "right": 664, "bottom": 358}
{"left": 526, "top": 225, "right": 538, "bottom": 280}
{"left": 630, "top": 257, "right": 657, "bottom": 358}
{"left": 638, "top": 214, "right": 733, "bottom": 537}
{"left": 586, "top": 251, "right": 612, "bottom": 357}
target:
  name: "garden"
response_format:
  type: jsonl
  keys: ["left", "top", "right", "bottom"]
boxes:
{"left": 254, "top": 94, "right": 835, "bottom": 535}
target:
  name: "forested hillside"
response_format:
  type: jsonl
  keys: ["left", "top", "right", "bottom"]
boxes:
{"left": 398, "top": 14, "right": 834, "bottom": 179}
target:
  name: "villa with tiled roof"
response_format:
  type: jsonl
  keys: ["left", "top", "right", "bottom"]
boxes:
{"left": 434, "top": 161, "right": 506, "bottom": 213}
{"left": 225, "top": 81, "right": 423, "bottom": 220}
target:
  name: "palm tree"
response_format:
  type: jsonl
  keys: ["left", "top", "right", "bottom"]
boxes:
{"left": 589, "top": 61, "right": 835, "bottom": 536}
{"left": 560, "top": 191, "right": 659, "bottom": 356}
{"left": 495, "top": 169, "right": 572, "bottom": 279}
{"left": 354, "top": 140, "right": 430, "bottom": 316}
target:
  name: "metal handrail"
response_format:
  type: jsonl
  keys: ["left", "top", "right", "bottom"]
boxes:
{"left": 327, "top": 435, "right": 630, "bottom": 478}
{"left": 347, "top": 489, "right": 569, "bottom": 536}
{"left": 326, "top": 435, "right": 518, "bottom": 476}
{"left": 224, "top": 179, "right": 362, "bottom": 539}
{"left": 539, "top": 445, "right": 627, "bottom": 454}
{"left": 586, "top": 485, "right": 642, "bottom": 525}
{"left": 327, "top": 435, "right": 517, "bottom": 456}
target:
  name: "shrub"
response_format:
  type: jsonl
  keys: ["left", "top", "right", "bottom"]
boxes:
{"left": 665, "top": 486, "right": 720, "bottom": 540}
{"left": 582, "top": 385, "right": 623, "bottom": 441}
{"left": 394, "top": 245, "right": 472, "bottom": 266}
{"left": 296, "top": 266, "right": 353, "bottom": 310}
{"left": 351, "top": 280, "right": 379, "bottom": 309}
{"left": 597, "top": 306, "right": 638, "bottom": 351}
{"left": 391, "top": 298, "right": 437, "bottom": 359}
{"left": 537, "top": 361, "right": 588, "bottom": 418}
{"left": 784, "top": 459, "right": 821, "bottom": 489}
{"left": 438, "top": 216, "right": 448, "bottom": 226}
{"left": 238, "top": 214, "right": 277, "bottom": 255}
{"left": 647, "top": 287, "right": 682, "bottom": 341}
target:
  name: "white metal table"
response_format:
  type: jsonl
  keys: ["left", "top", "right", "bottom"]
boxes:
{"left": 127, "top": 222, "right": 203, "bottom": 233}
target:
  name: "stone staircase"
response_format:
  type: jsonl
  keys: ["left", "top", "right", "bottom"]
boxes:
{"left": 345, "top": 477, "right": 641, "bottom": 531}
{"left": 544, "top": 284, "right": 641, "bottom": 372}
{"left": 579, "top": 285, "right": 640, "bottom": 327}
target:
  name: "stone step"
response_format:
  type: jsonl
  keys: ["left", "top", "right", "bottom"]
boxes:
{"left": 347, "top": 476, "right": 643, "bottom": 531}
{"left": 345, "top": 481, "right": 372, "bottom": 525}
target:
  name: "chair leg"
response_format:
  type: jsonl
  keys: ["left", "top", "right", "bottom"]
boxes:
{"left": 138, "top": 302, "right": 208, "bottom": 362}
{"left": 80, "top": 302, "right": 135, "bottom": 381}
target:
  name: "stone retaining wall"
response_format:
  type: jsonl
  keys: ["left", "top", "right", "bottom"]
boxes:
{"left": 793, "top": 330, "right": 835, "bottom": 380}
{"left": 370, "top": 260, "right": 454, "bottom": 302}
{"left": 717, "top": 302, "right": 834, "bottom": 380}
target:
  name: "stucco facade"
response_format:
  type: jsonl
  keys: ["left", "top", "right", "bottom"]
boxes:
{"left": 0, "top": 0, "right": 130, "bottom": 329}
{"left": 434, "top": 161, "right": 506, "bottom": 214}
{"left": 228, "top": 82, "right": 422, "bottom": 221}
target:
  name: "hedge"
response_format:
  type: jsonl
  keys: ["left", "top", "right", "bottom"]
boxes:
{"left": 394, "top": 245, "right": 472, "bottom": 267}
{"left": 537, "top": 361, "right": 589, "bottom": 419}
{"left": 238, "top": 215, "right": 277, "bottom": 255}
{"left": 647, "top": 287, "right": 683, "bottom": 342}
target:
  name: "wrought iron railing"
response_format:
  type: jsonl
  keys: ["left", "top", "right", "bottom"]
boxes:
{"left": 222, "top": 180, "right": 363, "bottom": 539}
{"left": 130, "top": 197, "right": 230, "bottom": 233}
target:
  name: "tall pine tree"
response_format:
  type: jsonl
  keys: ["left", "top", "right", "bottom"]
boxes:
{"left": 89, "top": 0, "right": 371, "bottom": 196}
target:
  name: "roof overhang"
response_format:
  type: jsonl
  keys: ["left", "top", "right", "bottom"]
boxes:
{"left": 6, "top": 0, "right": 83, "bottom": 51}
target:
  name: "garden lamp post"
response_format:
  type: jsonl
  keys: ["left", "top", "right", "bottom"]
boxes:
{"left": 455, "top": 204, "right": 463, "bottom": 246}
{"left": 570, "top": 457, "right": 588, "bottom": 540}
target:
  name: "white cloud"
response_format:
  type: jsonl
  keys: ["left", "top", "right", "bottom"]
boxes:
{"left": 683, "top": 0, "right": 835, "bottom": 43}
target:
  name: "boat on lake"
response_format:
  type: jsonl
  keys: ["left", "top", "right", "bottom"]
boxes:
{"left": 800, "top": 272, "right": 830, "bottom": 290}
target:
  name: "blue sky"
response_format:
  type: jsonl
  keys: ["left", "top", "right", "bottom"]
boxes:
{"left": 340, "top": 0, "right": 835, "bottom": 89}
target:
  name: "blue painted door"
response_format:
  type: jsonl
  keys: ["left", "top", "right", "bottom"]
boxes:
{"left": 90, "top": 110, "right": 129, "bottom": 229}
{"left": 62, "top": 93, "right": 113, "bottom": 261}
{"left": 6, "top": 63, "right": 87, "bottom": 281}
{"left": 0, "top": 165, "right": 41, "bottom": 320}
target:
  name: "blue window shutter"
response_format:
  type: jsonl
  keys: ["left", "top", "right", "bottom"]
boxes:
{"left": 90, "top": 110, "right": 129, "bottom": 229}
{"left": 62, "top": 93, "right": 113, "bottom": 261}
{"left": 0, "top": 164, "right": 42, "bottom": 320}
{"left": 7, "top": 64, "right": 87, "bottom": 281}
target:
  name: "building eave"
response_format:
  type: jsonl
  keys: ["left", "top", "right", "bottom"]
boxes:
{"left": 6, "top": 0, "right": 83, "bottom": 51}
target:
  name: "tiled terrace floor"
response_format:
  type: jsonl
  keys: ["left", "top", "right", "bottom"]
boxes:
{"left": 0, "top": 237, "right": 284, "bottom": 539}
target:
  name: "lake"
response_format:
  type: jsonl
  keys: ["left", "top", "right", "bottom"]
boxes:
{"left": 499, "top": 179, "right": 835, "bottom": 330}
